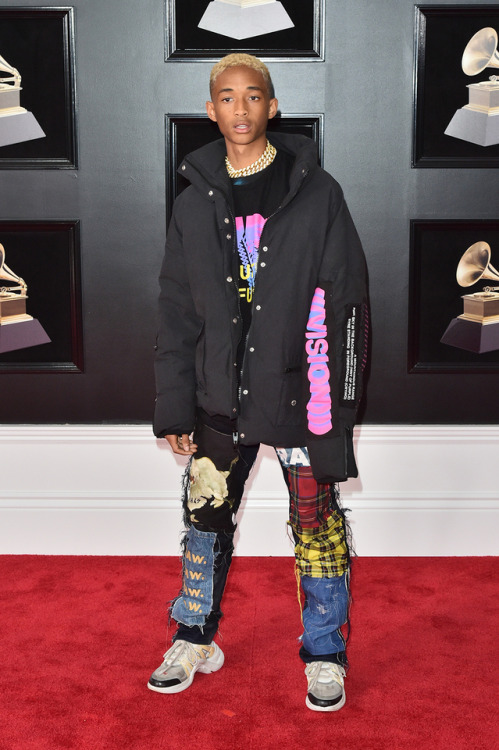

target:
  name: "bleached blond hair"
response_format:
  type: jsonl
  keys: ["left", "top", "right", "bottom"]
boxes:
{"left": 209, "top": 53, "right": 275, "bottom": 99}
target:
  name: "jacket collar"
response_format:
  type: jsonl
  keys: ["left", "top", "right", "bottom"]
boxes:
{"left": 178, "top": 131, "right": 319, "bottom": 203}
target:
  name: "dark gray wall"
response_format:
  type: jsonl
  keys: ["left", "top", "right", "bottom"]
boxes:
{"left": 1, "top": 0, "right": 498, "bottom": 424}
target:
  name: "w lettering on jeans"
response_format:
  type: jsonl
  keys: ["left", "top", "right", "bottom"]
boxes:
{"left": 305, "top": 287, "right": 332, "bottom": 435}
{"left": 171, "top": 527, "right": 216, "bottom": 626}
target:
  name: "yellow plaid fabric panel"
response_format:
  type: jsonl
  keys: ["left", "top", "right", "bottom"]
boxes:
{"left": 292, "top": 511, "right": 349, "bottom": 578}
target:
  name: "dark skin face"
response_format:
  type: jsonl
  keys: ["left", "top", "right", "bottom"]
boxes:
{"left": 206, "top": 65, "right": 278, "bottom": 170}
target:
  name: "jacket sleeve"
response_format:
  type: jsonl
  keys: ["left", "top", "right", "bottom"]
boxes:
{"left": 153, "top": 197, "right": 203, "bottom": 438}
{"left": 305, "top": 186, "right": 369, "bottom": 483}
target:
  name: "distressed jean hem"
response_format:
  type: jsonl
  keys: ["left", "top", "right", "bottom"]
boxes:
{"left": 299, "top": 645, "right": 348, "bottom": 669}
{"left": 174, "top": 619, "right": 220, "bottom": 646}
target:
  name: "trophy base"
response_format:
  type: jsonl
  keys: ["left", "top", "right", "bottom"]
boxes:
{"left": 0, "top": 87, "right": 22, "bottom": 110}
{"left": 0, "top": 110, "right": 46, "bottom": 148}
{"left": 444, "top": 107, "right": 499, "bottom": 147}
{"left": 440, "top": 316, "right": 499, "bottom": 354}
{"left": 467, "top": 82, "right": 499, "bottom": 112}
{"left": 0, "top": 294, "right": 28, "bottom": 320}
{"left": 0, "top": 317, "right": 51, "bottom": 354}
{"left": 198, "top": 1, "right": 294, "bottom": 40}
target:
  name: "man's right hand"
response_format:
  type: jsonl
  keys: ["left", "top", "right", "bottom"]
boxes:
{"left": 165, "top": 434, "right": 198, "bottom": 456}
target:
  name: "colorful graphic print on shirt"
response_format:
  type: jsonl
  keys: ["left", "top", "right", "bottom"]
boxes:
{"left": 235, "top": 213, "right": 266, "bottom": 303}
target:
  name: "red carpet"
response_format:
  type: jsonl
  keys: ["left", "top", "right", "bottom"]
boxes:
{"left": 0, "top": 556, "right": 497, "bottom": 750}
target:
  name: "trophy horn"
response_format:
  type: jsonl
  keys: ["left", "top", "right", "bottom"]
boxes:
{"left": 0, "top": 53, "right": 21, "bottom": 87}
{"left": 0, "top": 243, "right": 27, "bottom": 291}
{"left": 462, "top": 27, "right": 499, "bottom": 76}
{"left": 456, "top": 241, "right": 499, "bottom": 287}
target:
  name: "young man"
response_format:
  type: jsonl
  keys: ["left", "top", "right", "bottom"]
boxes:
{"left": 149, "top": 53, "right": 368, "bottom": 712}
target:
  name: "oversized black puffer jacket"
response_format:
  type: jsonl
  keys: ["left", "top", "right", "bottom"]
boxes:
{"left": 154, "top": 132, "right": 368, "bottom": 483}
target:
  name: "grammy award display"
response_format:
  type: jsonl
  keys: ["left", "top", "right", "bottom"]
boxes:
{"left": 440, "top": 242, "right": 499, "bottom": 353}
{"left": 198, "top": 0, "right": 294, "bottom": 40}
{"left": 445, "top": 27, "right": 499, "bottom": 147}
{"left": 0, "top": 52, "right": 45, "bottom": 148}
{"left": 0, "top": 243, "right": 50, "bottom": 353}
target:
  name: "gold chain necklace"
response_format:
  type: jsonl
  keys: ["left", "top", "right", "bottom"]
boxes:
{"left": 225, "top": 139, "right": 277, "bottom": 178}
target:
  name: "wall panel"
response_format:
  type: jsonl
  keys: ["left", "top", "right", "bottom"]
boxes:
{"left": 1, "top": 0, "right": 498, "bottom": 424}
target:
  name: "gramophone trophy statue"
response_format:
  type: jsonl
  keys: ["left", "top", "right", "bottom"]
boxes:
{"left": 198, "top": 0, "right": 294, "bottom": 40}
{"left": 0, "top": 52, "right": 45, "bottom": 148}
{"left": 445, "top": 27, "right": 499, "bottom": 147}
{"left": 0, "top": 243, "right": 50, "bottom": 354}
{"left": 441, "top": 241, "right": 499, "bottom": 353}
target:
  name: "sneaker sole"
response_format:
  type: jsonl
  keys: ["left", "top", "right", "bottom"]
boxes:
{"left": 305, "top": 690, "right": 346, "bottom": 712}
{"left": 147, "top": 647, "right": 224, "bottom": 694}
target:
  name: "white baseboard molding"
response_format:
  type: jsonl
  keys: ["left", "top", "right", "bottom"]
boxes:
{"left": 1, "top": 424, "right": 498, "bottom": 556}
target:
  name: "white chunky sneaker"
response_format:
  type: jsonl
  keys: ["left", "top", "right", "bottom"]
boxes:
{"left": 148, "top": 639, "right": 224, "bottom": 694}
{"left": 305, "top": 661, "right": 346, "bottom": 712}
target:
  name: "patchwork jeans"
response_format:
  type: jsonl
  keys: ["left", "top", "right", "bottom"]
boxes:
{"left": 171, "top": 420, "right": 351, "bottom": 666}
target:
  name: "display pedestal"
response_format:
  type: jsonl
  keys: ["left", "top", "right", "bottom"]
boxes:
{"left": 0, "top": 110, "right": 45, "bottom": 148}
{"left": 445, "top": 82, "right": 499, "bottom": 147}
{"left": 198, "top": 1, "right": 294, "bottom": 40}
{"left": 0, "top": 318, "right": 51, "bottom": 354}
{"left": 445, "top": 108, "right": 499, "bottom": 147}
{"left": 440, "top": 317, "right": 499, "bottom": 353}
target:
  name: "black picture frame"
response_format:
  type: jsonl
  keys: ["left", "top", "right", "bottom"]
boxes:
{"left": 165, "top": 0, "right": 324, "bottom": 61}
{"left": 0, "top": 220, "right": 83, "bottom": 372}
{"left": 413, "top": 5, "right": 499, "bottom": 168}
{"left": 0, "top": 7, "right": 77, "bottom": 169}
{"left": 408, "top": 219, "right": 499, "bottom": 373}
{"left": 165, "top": 113, "right": 323, "bottom": 222}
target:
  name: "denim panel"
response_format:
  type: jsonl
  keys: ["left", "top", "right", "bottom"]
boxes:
{"left": 174, "top": 530, "right": 234, "bottom": 642}
{"left": 171, "top": 526, "right": 217, "bottom": 627}
{"left": 300, "top": 573, "right": 349, "bottom": 657}
{"left": 173, "top": 422, "right": 259, "bottom": 639}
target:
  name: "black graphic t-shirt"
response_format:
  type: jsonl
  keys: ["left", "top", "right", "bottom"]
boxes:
{"left": 232, "top": 148, "right": 292, "bottom": 369}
